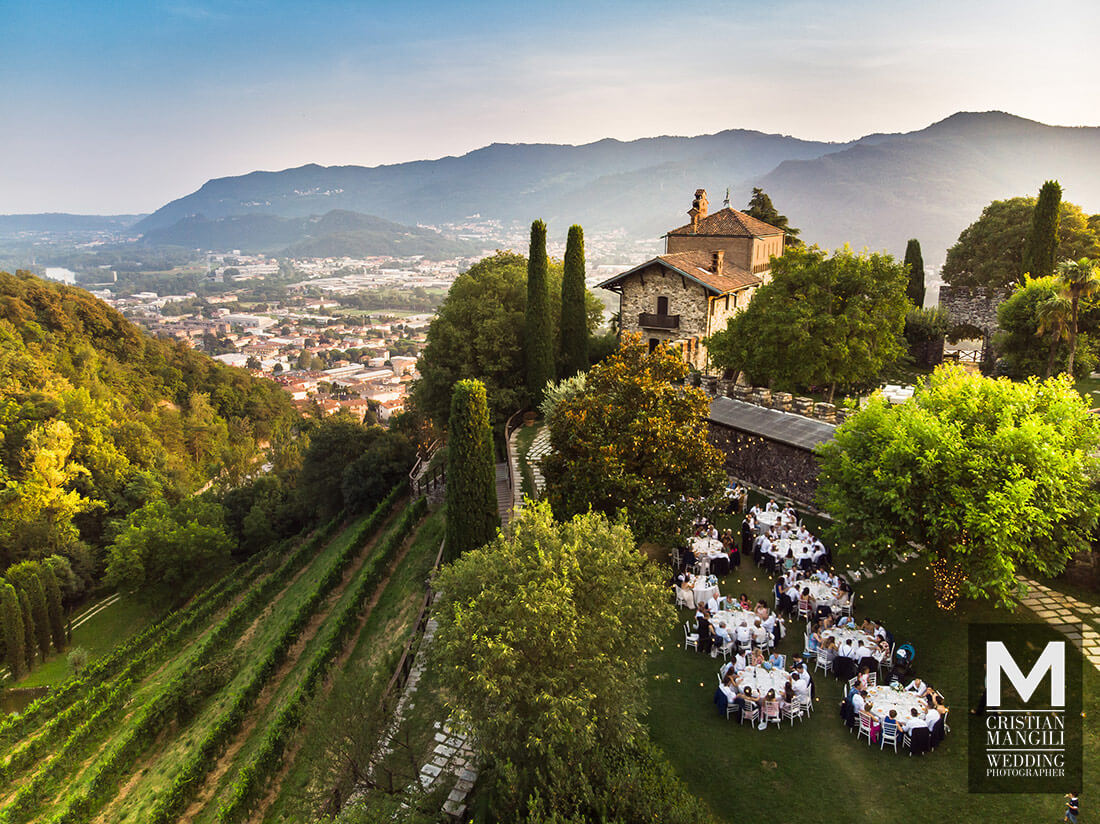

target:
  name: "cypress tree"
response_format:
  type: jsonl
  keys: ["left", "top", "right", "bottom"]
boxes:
{"left": 525, "top": 220, "right": 554, "bottom": 403}
{"left": 38, "top": 562, "right": 67, "bottom": 652}
{"left": 559, "top": 224, "right": 589, "bottom": 377}
{"left": 904, "top": 239, "right": 926, "bottom": 307}
{"left": 8, "top": 562, "right": 52, "bottom": 660}
{"left": 17, "top": 588, "right": 36, "bottom": 671}
{"left": 1023, "top": 180, "right": 1062, "bottom": 280}
{"left": 0, "top": 580, "right": 26, "bottom": 680}
{"left": 444, "top": 379, "right": 499, "bottom": 561}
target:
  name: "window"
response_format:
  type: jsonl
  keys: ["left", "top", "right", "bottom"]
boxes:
{"left": 649, "top": 337, "right": 659, "bottom": 353}
{"left": 657, "top": 296, "right": 669, "bottom": 315}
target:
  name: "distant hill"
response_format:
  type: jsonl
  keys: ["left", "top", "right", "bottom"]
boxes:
{"left": 0, "top": 213, "right": 143, "bottom": 238}
{"left": 0, "top": 270, "right": 297, "bottom": 565}
{"left": 140, "top": 209, "right": 477, "bottom": 259}
{"left": 755, "top": 112, "right": 1100, "bottom": 261}
{"left": 135, "top": 112, "right": 1100, "bottom": 262}
{"left": 134, "top": 130, "right": 847, "bottom": 238}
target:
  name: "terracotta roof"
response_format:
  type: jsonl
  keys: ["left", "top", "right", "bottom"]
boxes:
{"left": 597, "top": 252, "right": 761, "bottom": 295}
{"left": 666, "top": 207, "right": 783, "bottom": 238}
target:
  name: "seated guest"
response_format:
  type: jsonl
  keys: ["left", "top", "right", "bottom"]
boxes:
{"left": 751, "top": 620, "right": 770, "bottom": 648}
{"left": 735, "top": 621, "right": 752, "bottom": 649}
{"left": 791, "top": 671, "right": 810, "bottom": 699}
{"left": 765, "top": 498, "right": 779, "bottom": 512}
{"left": 713, "top": 621, "right": 732, "bottom": 651}
{"left": 783, "top": 549, "right": 797, "bottom": 571}
{"left": 754, "top": 600, "right": 770, "bottom": 621}
{"left": 905, "top": 677, "right": 931, "bottom": 696}
{"left": 925, "top": 702, "right": 942, "bottom": 731}
{"left": 738, "top": 592, "right": 752, "bottom": 611}
{"left": 902, "top": 707, "right": 924, "bottom": 734}
{"left": 767, "top": 650, "right": 784, "bottom": 668}
{"left": 750, "top": 647, "right": 766, "bottom": 667}
{"left": 705, "top": 594, "right": 720, "bottom": 614}
{"left": 780, "top": 681, "right": 797, "bottom": 712}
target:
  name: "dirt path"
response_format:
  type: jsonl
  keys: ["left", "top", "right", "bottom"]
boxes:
{"left": 244, "top": 530, "right": 421, "bottom": 824}
{"left": 179, "top": 512, "right": 409, "bottom": 823}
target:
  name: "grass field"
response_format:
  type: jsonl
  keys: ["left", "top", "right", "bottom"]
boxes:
{"left": 646, "top": 546, "right": 1099, "bottom": 822}
{"left": 12, "top": 596, "right": 161, "bottom": 689}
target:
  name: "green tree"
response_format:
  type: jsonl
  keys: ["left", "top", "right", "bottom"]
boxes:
{"left": 744, "top": 187, "right": 801, "bottom": 246}
{"left": 1058, "top": 256, "right": 1100, "bottom": 377}
{"left": 542, "top": 336, "right": 725, "bottom": 543}
{"left": 37, "top": 560, "right": 67, "bottom": 652}
{"left": 7, "top": 562, "right": 52, "bottom": 659}
{"left": 815, "top": 365, "right": 1100, "bottom": 609}
{"left": 432, "top": 502, "right": 701, "bottom": 822}
{"left": 0, "top": 580, "right": 26, "bottom": 679}
{"left": 16, "top": 587, "right": 36, "bottom": 670}
{"left": 1023, "top": 181, "right": 1062, "bottom": 279}
{"left": 105, "top": 497, "right": 233, "bottom": 603}
{"left": 559, "top": 224, "right": 588, "bottom": 378}
{"left": 943, "top": 197, "right": 1100, "bottom": 288}
{"left": 903, "top": 238, "right": 925, "bottom": 307}
{"left": 903, "top": 307, "right": 948, "bottom": 369}
{"left": 444, "top": 379, "right": 498, "bottom": 560}
{"left": 526, "top": 220, "right": 554, "bottom": 403}
{"left": 994, "top": 277, "right": 1076, "bottom": 379}
{"left": 1036, "top": 294, "right": 1072, "bottom": 379}
{"left": 412, "top": 253, "right": 601, "bottom": 431}
{"left": 707, "top": 246, "right": 909, "bottom": 402}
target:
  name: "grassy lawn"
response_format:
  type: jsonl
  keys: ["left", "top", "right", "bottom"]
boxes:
{"left": 1074, "top": 375, "right": 1100, "bottom": 407}
{"left": 645, "top": 552, "right": 1099, "bottom": 822}
{"left": 10, "top": 595, "right": 162, "bottom": 688}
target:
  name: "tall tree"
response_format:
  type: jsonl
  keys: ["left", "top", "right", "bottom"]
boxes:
{"left": 816, "top": 365, "right": 1100, "bottom": 609}
{"left": 903, "top": 238, "right": 925, "bottom": 307}
{"left": 559, "top": 224, "right": 588, "bottom": 377}
{"left": 943, "top": 196, "right": 1100, "bottom": 288}
{"left": 707, "top": 246, "right": 909, "bottom": 402}
{"left": 444, "top": 379, "right": 499, "bottom": 560}
{"left": 1036, "top": 294, "right": 1072, "bottom": 379}
{"left": 16, "top": 588, "right": 36, "bottom": 671}
{"left": 0, "top": 580, "right": 26, "bottom": 679}
{"left": 37, "top": 561, "right": 66, "bottom": 652}
{"left": 525, "top": 220, "right": 554, "bottom": 403}
{"left": 542, "top": 335, "right": 725, "bottom": 543}
{"left": 1058, "top": 256, "right": 1100, "bottom": 376}
{"left": 7, "top": 562, "right": 52, "bottom": 659}
{"left": 432, "top": 502, "right": 704, "bottom": 823}
{"left": 1023, "top": 181, "right": 1063, "bottom": 279}
{"left": 745, "top": 187, "right": 801, "bottom": 246}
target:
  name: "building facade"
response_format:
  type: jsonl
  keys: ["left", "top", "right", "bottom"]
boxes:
{"left": 599, "top": 189, "right": 784, "bottom": 371}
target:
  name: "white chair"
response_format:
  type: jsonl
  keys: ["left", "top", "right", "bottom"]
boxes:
{"left": 866, "top": 672, "right": 878, "bottom": 688}
{"left": 674, "top": 587, "right": 690, "bottom": 609}
{"left": 797, "top": 693, "right": 813, "bottom": 716}
{"left": 717, "top": 637, "right": 735, "bottom": 661}
{"left": 797, "top": 598, "right": 811, "bottom": 621}
{"left": 880, "top": 718, "right": 901, "bottom": 752}
{"left": 840, "top": 594, "right": 855, "bottom": 617}
{"left": 683, "top": 621, "right": 699, "bottom": 652}
{"left": 856, "top": 711, "right": 875, "bottom": 745}
{"left": 782, "top": 700, "right": 804, "bottom": 726}
{"left": 740, "top": 701, "right": 760, "bottom": 727}
{"left": 814, "top": 649, "right": 832, "bottom": 676}
{"left": 763, "top": 700, "right": 782, "bottom": 729}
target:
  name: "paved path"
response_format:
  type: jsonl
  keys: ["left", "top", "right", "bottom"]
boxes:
{"left": 1016, "top": 576, "right": 1100, "bottom": 671}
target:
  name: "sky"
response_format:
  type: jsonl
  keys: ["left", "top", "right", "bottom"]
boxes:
{"left": 2, "top": 0, "right": 1098, "bottom": 214}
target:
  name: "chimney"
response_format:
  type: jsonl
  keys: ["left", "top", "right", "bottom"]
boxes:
{"left": 688, "top": 188, "right": 708, "bottom": 232}
{"left": 711, "top": 250, "right": 724, "bottom": 273}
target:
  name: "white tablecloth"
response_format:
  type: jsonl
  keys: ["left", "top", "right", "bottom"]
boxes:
{"left": 797, "top": 580, "right": 843, "bottom": 608}
{"left": 738, "top": 665, "right": 791, "bottom": 696}
{"left": 865, "top": 685, "right": 927, "bottom": 721}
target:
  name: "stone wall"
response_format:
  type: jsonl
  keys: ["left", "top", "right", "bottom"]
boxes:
{"left": 707, "top": 423, "right": 822, "bottom": 504}
{"left": 939, "top": 285, "right": 1011, "bottom": 335}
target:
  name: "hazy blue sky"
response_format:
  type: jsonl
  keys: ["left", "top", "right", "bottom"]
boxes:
{"left": 2, "top": 0, "right": 1098, "bottom": 213}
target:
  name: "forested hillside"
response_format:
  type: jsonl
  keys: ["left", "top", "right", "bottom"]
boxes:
{"left": 0, "top": 270, "right": 297, "bottom": 583}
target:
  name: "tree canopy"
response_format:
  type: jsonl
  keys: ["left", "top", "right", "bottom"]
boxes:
{"left": 542, "top": 335, "right": 724, "bottom": 544}
{"left": 744, "top": 187, "right": 800, "bottom": 246}
{"left": 559, "top": 224, "right": 588, "bottom": 378}
{"left": 1022, "top": 181, "right": 1062, "bottom": 280}
{"left": 526, "top": 221, "right": 555, "bottom": 403}
{"left": 904, "top": 238, "right": 925, "bottom": 307}
{"left": 942, "top": 197, "right": 1100, "bottom": 288}
{"left": 412, "top": 253, "right": 602, "bottom": 431}
{"left": 431, "top": 502, "right": 704, "bottom": 823}
{"left": 707, "top": 246, "right": 909, "bottom": 401}
{"left": 815, "top": 365, "right": 1100, "bottom": 609}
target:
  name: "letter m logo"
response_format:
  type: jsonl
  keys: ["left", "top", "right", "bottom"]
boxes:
{"left": 986, "top": 641, "right": 1065, "bottom": 707}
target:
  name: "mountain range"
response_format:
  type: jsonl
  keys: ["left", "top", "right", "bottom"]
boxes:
{"left": 139, "top": 209, "right": 477, "bottom": 259}
{"left": 9, "top": 112, "right": 1100, "bottom": 263}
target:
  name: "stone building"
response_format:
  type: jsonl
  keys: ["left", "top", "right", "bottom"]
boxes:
{"left": 598, "top": 189, "right": 784, "bottom": 370}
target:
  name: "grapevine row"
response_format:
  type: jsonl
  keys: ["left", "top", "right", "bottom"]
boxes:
{"left": 216, "top": 497, "right": 427, "bottom": 823}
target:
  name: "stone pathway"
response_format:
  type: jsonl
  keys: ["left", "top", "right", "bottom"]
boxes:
{"left": 527, "top": 427, "right": 551, "bottom": 494}
{"left": 495, "top": 462, "right": 512, "bottom": 531}
{"left": 1016, "top": 576, "right": 1100, "bottom": 671}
